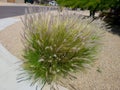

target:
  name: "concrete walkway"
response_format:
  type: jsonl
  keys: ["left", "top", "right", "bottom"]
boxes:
{"left": 0, "top": 44, "right": 39, "bottom": 90}
{"left": 0, "top": 18, "right": 20, "bottom": 31}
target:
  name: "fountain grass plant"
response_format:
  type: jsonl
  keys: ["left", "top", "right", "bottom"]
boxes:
{"left": 19, "top": 9, "right": 103, "bottom": 90}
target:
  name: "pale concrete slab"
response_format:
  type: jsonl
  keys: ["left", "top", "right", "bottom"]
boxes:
{"left": 0, "top": 44, "right": 41, "bottom": 90}
{"left": 0, "top": 18, "right": 20, "bottom": 31}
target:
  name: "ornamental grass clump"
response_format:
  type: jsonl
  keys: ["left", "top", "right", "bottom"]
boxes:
{"left": 20, "top": 9, "right": 103, "bottom": 90}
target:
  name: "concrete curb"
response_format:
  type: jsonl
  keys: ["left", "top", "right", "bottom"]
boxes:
{"left": 0, "top": 18, "right": 20, "bottom": 31}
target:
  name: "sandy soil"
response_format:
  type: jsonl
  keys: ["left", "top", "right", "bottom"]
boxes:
{"left": 60, "top": 32, "right": 120, "bottom": 90}
{"left": 0, "top": 18, "right": 120, "bottom": 90}
{"left": 0, "top": 21, "right": 24, "bottom": 59}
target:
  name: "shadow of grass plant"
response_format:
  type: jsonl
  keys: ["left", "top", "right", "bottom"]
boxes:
{"left": 20, "top": 9, "right": 103, "bottom": 90}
